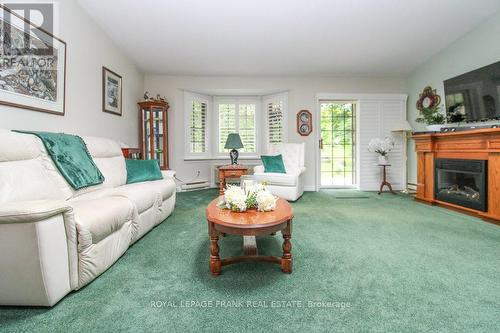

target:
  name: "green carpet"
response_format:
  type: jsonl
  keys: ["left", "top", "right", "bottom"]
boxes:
{"left": 1, "top": 189, "right": 499, "bottom": 332}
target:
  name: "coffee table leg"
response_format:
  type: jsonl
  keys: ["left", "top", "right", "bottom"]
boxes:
{"left": 281, "top": 221, "right": 292, "bottom": 273}
{"left": 210, "top": 235, "right": 221, "bottom": 276}
{"left": 208, "top": 221, "right": 221, "bottom": 276}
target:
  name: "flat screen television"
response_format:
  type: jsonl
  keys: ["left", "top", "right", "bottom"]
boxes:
{"left": 444, "top": 61, "right": 500, "bottom": 123}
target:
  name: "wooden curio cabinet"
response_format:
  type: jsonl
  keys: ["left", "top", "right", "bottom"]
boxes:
{"left": 138, "top": 101, "right": 169, "bottom": 170}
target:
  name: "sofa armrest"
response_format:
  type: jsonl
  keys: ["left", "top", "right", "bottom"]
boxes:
{"left": 0, "top": 200, "right": 72, "bottom": 224}
{"left": 0, "top": 199, "right": 79, "bottom": 304}
{"left": 161, "top": 170, "right": 176, "bottom": 179}
{"left": 298, "top": 166, "right": 306, "bottom": 175}
{"left": 254, "top": 165, "right": 264, "bottom": 174}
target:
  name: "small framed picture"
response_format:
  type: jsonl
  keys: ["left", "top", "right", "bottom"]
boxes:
{"left": 102, "top": 67, "right": 122, "bottom": 115}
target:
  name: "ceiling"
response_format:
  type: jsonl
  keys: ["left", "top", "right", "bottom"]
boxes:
{"left": 78, "top": 0, "right": 500, "bottom": 77}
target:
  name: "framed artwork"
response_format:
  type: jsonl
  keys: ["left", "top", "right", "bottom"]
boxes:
{"left": 297, "top": 110, "right": 312, "bottom": 136}
{"left": 0, "top": 5, "right": 66, "bottom": 115}
{"left": 102, "top": 67, "right": 122, "bottom": 116}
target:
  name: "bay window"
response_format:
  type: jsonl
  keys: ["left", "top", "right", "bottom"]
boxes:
{"left": 184, "top": 91, "right": 288, "bottom": 160}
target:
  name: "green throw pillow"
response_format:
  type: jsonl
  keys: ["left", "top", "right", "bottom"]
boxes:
{"left": 125, "top": 159, "right": 163, "bottom": 184}
{"left": 261, "top": 154, "right": 287, "bottom": 173}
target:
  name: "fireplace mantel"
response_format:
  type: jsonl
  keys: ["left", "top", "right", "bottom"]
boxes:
{"left": 413, "top": 128, "right": 500, "bottom": 223}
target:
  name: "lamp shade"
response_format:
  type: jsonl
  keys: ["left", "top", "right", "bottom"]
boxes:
{"left": 224, "top": 133, "right": 244, "bottom": 149}
{"left": 392, "top": 120, "right": 413, "bottom": 132}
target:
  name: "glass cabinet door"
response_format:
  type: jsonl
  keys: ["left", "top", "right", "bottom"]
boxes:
{"left": 142, "top": 108, "right": 151, "bottom": 160}
{"left": 152, "top": 107, "right": 164, "bottom": 168}
{"left": 141, "top": 105, "right": 167, "bottom": 169}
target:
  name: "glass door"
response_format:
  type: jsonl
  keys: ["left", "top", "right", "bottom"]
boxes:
{"left": 152, "top": 107, "right": 164, "bottom": 167}
{"left": 142, "top": 108, "right": 151, "bottom": 159}
{"left": 320, "top": 102, "right": 356, "bottom": 187}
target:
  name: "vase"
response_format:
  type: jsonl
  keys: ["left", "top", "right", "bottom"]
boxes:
{"left": 378, "top": 155, "right": 389, "bottom": 165}
{"left": 426, "top": 124, "right": 444, "bottom": 132}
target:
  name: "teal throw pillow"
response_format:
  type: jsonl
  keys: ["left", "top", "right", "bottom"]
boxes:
{"left": 261, "top": 154, "right": 286, "bottom": 173}
{"left": 125, "top": 159, "right": 163, "bottom": 184}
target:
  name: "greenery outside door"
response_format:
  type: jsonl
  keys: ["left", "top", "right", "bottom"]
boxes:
{"left": 320, "top": 102, "right": 356, "bottom": 187}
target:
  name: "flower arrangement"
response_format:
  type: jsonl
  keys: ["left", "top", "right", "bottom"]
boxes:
{"left": 368, "top": 137, "right": 395, "bottom": 165}
{"left": 218, "top": 182, "right": 277, "bottom": 212}
{"left": 219, "top": 185, "right": 248, "bottom": 212}
{"left": 368, "top": 137, "right": 395, "bottom": 156}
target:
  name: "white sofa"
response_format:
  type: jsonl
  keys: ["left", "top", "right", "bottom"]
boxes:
{"left": 252, "top": 143, "right": 306, "bottom": 201}
{"left": 0, "top": 129, "right": 176, "bottom": 306}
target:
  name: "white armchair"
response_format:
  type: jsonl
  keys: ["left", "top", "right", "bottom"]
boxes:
{"left": 253, "top": 143, "right": 306, "bottom": 201}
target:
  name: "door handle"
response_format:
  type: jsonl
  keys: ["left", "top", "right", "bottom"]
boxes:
{"left": 319, "top": 139, "right": 323, "bottom": 149}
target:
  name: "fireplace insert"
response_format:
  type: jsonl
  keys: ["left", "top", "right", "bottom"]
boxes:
{"left": 434, "top": 159, "right": 487, "bottom": 212}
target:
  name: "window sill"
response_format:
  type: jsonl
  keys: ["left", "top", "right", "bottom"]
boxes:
{"left": 184, "top": 155, "right": 261, "bottom": 162}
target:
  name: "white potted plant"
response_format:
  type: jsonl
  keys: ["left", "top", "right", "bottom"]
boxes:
{"left": 368, "top": 137, "right": 395, "bottom": 165}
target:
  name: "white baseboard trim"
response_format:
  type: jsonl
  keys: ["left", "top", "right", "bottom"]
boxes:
{"left": 304, "top": 185, "right": 316, "bottom": 192}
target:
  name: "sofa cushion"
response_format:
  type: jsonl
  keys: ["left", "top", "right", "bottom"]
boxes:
{"left": 70, "top": 196, "right": 136, "bottom": 245}
{"left": 253, "top": 172, "right": 297, "bottom": 186}
{"left": 112, "top": 177, "right": 175, "bottom": 206}
{"left": 109, "top": 183, "right": 158, "bottom": 213}
{"left": 125, "top": 159, "right": 163, "bottom": 184}
{"left": 261, "top": 154, "right": 287, "bottom": 173}
{"left": 0, "top": 129, "right": 73, "bottom": 204}
{"left": 81, "top": 136, "right": 127, "bottom": 189}
{"left": 148, "top": 178, "right": 176, "bottom": 201}
{"left": 69, "top": 177, "right": 175, "bottom": 214}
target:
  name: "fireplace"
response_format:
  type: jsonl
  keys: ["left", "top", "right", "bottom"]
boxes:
{"left": 434, "top": 159, "right": 487, "bottom": 212}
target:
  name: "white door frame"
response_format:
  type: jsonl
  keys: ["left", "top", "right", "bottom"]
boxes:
{"left": 315, "top": 93, "right": 408, "bottom": 191}
{"left": 315, "top": 94, "right": 361, "bottom": 190}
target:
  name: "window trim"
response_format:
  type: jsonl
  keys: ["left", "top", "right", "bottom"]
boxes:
{"left": 184, "top": 91, "right": 211, "bottom": 159}
{"left": 213, "top": 96, "right": 261, "bottom": 159}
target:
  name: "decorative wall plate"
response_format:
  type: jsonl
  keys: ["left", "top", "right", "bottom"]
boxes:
{"left": 297, "top": 110, "right": 312, "bottom": 136}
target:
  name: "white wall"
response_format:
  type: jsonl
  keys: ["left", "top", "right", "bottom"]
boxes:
{"left": 406, "top": 11, "right": 500, "bottom": 184}
{"left": 144, "top": 76, "right": 407, "bottom": 189}
{"left": 0, "top": 0, "right": 144, "bottom": 146}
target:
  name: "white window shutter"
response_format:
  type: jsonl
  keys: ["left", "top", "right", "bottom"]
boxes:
{"left": 215, "top": 98, "right": 258, "bottom": 154}
{"left": 184, "top": 91, "right": 210, "bottom": 158}
{"left": 358, "top": 97, "right": 407, "bottom": 191}
{"left": 238, "top": 103, "right": 256, "bottom": 152}
{"left": 263, "top": 93, "right": 288, "bottom": 145}
{"left": 190, "top": 101, "right": 207, "bottom": 153}
{"left": 218, "top": 103, "right": 237, "bottom": 152}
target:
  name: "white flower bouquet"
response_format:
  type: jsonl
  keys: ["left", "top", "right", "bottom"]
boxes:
{"left": 368, "top": 136, "right": 395, "bottom": 156}
{"left": 218, "top": 182, "right": 277, "bottom": 212}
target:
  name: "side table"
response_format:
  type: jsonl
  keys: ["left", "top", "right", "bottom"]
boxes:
{"left": 218, "top": 165, "right": 248, "bottom": 195}
{"left": 378, "top": 164, "right": 396, "bottom": 195}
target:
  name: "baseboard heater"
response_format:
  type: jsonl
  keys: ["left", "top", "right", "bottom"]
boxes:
{"left": 180, "top": 181, "right": 210, "bottom": 192}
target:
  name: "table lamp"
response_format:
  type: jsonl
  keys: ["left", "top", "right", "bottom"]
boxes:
{"left": 392, "top": 120, "right": 413, "bottom": 194}
{"left": 224, "top": 133, "right": 244, "bottom": 165}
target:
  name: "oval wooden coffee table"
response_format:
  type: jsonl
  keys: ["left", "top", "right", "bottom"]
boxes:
{"left": 206, "top": 197, "right": 294, "bottom": 276}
